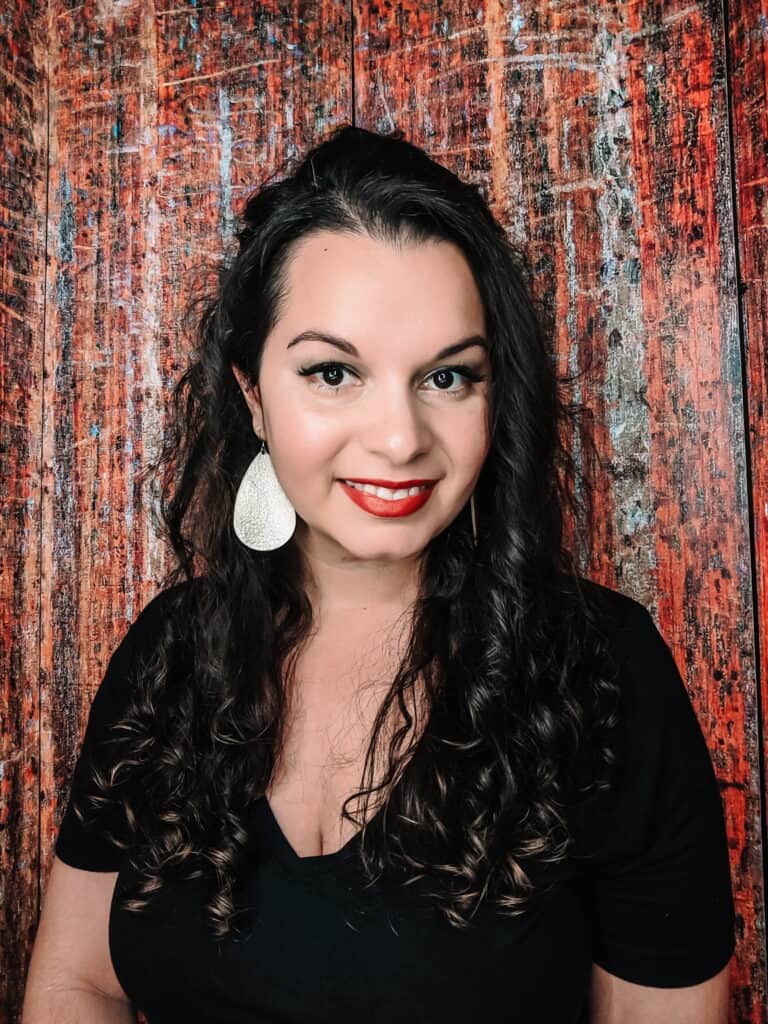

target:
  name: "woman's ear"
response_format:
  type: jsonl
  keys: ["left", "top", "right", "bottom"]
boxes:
{"left": 231, "top": 364, "right": 264, "bottom": 436}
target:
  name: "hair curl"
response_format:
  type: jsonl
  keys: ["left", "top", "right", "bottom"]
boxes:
{"left": 74, "top": 123, "right": 623, "bottom": 938}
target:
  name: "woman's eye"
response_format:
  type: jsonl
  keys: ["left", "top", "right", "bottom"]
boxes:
{"left": 297, "top": 361, "right": 484, "bottom": 396}
{"left": 298, "top": 362, "right": 356, "bottom": 390}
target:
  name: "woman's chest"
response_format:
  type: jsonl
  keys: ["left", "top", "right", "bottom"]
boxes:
{"left": 268, "top": 639, "right": 425, "bottom": 857}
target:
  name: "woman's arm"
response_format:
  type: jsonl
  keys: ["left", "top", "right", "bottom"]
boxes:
{"left": 22, "top": 986, "right": 137, "bottom": 1023}
{"left": 21, "top": 856, "right": 136, "bottom": 1023}
{"left": 588, "top": 961, "right": 731, "bottom": 1023}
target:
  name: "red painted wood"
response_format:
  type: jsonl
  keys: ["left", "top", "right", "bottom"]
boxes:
{"left": 0, "top": 3, "right": 48, "bottom": 1021}
{"left": 2, "top": 1, "right": 765, "bottom": 1020}
{"left": 620, "top": 4, "right": 764, "bottom": 1015}
{"left": 727, "top": 0, "right": 768, "bottom": 1013}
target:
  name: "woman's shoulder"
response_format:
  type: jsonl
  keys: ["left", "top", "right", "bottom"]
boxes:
{"left": 568, "top": 575, "right": 651, "bottom": 652}
{"left": 87, "top": 577, "right": 203, "bottom": 719}
{"left": 565, "top": 582, "right": 735, "bottom": 986}
{"left": 118, "top": 576, "right": 203, "bottom": 651}
{"left": 571, "top": 575, "right": 700, "bottom": 731}
{"left": 574, "top": 578, "right": 689, "bottom": 697}
{"left": 571, "top": 573, "right": 644, "bottom": 618}
{"left": 134, "top": 575, "right": 203, "bottom": 621}
{"left": 54, "top": 577, "right": 204, "bottom": 871}
{"left": 568, "top": 577, "right": 724, "bottom": 855}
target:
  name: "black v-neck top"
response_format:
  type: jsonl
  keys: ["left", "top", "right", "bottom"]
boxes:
{"left": 54, "top": 580, "right": 736, "bottom": 1023}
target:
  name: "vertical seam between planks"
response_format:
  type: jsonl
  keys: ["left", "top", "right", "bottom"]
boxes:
{"left": 719, "top": 0, "right": 768, "bottom": 958}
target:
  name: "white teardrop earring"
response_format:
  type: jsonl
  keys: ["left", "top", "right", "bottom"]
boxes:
{"left": 470, "top": 491, "right": 478, "bottom": 547}
{"left": 233, "top": 437, "right": 296, "bottom": 551}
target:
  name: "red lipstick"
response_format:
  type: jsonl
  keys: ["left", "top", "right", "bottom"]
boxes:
{"left": 338, "top": 479, "right": 437, "bottom": 518}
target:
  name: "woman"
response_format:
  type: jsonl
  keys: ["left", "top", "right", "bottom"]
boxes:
{"left": 23, "top": 125, "right": 735, "bottom": 1023}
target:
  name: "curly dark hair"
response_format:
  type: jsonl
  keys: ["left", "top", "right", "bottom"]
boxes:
{"left": 74, "top": 123, "right": 623, "bottom": 939}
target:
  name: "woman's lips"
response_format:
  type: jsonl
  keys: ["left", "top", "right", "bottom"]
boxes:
{"left": 338, "top": 480, "right": 436, "bottom": 517}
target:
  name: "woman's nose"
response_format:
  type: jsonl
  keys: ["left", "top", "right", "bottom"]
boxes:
{"left": 356, "top": 384, "right": 434, "bottom": 463}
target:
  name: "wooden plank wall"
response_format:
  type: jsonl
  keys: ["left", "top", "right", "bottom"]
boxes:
{"left": 1, "top": 1, "right": 765, "bottom": 1020}
{"left": 730, "top": 0, "right": 768, "bottom": 1006}
{"left": 1, "top": 0, "right": 48, "bottom": 1014}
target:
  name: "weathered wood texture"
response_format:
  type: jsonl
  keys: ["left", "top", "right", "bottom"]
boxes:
{"left": 1, "top": 0, "right": 765, "bottom": 1021}
{"left": 0, "top": 0, "right": 48, "bottom": 1016}
{"left": 728, "top": 0, "right": 768, "bottom": 1009}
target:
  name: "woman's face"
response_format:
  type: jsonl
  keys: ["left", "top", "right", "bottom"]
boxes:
{"left": 232, "top": 228, "right": 491, "bottom": 568}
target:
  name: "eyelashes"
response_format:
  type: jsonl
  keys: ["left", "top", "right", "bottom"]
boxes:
{"left": 296, "top": 361, "right": 486, "bottom": 397}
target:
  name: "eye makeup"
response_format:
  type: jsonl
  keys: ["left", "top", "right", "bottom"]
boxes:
{"left": 296, "top": 360, "right": 486, "bottom": 397}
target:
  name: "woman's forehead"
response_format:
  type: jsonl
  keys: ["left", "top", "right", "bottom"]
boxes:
{"left": 272, "top": 232, "right": 487, "bottom": 354}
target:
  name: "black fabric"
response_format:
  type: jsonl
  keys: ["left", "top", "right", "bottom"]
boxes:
{"left": 54, "top": 580, "right": 736, "bottom": 1023}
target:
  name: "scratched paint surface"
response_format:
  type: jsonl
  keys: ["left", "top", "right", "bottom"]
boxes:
{"left": 0, "top": 0, "right": 48, "bottom": 1019}
{"left": 353, "top": 0, "right": 761, "bottom": 1017}
{"left": 727, "top": 0, "right": 768, "bottom": 1012}
{"left": 3, "top": 0, "right": 766, "bottom": 1021}
{"left": 616, "top": 7, "right": 762, "bottom": 1017}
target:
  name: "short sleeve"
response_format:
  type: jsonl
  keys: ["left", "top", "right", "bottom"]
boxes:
{"left": 579, "top": 599, "right": 736, "bottom": 987}
{"left": 54, "top": 585, "right": 182, "bottom": 872}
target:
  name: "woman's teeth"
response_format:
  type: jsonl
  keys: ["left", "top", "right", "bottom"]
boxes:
{"left": 341, "top": 481, "right": 432, "bottom": 500}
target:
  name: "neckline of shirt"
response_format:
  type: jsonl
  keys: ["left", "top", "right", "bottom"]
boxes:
{"left": 255, "top": 795, "right": 373, "bottom": 872}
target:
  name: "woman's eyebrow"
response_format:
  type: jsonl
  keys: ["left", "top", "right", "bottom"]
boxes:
{"left": 286, "top": 329, "right": 488, "bottom": 361}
